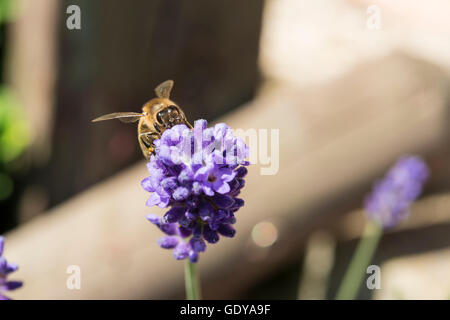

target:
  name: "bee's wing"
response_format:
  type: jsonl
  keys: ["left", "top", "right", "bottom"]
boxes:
{"left": 155, "top": 80, "right": 174, "bottom": 99}
{"left": 91, "top": 112, "right": 143, "bottom": 123}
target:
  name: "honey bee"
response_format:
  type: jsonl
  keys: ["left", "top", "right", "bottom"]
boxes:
{"left": 92, "top": 80, "right": 192, "bottom": 158}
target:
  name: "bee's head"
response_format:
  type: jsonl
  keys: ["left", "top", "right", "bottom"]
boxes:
{"left": 141, "top": 80, "right": 190, "bottom": 131}
{"left": 142, "top": 98, "right": 187, "bottom": 132}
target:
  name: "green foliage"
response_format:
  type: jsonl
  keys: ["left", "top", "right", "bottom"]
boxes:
{"left": 0, "top": 0, "right": 22, "bottom": 202}
{"left": 0, "top": 0, "right": 16, "bottom": 24}
{"left": 0, "top": 88, "right": 29, "bottom": 164}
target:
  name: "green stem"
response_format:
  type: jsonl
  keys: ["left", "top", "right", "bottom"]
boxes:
{"left": 336, "top": 220, "right": 383, "bottom": 300}
{"left": 185, "top": 260, "right": 201, "bottom": 300}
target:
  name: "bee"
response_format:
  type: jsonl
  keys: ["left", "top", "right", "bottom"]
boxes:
{"left": 92, "top": 80, "right": 192, "bottom": 159}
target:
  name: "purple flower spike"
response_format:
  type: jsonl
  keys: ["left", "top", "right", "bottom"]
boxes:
{"left": 0, "top": 236, "right": 22, "bottom": 300}
{"left": 364, "top": 156, "right": 429, "bottom": 228}
{"left": 143, "top": 120, "right": 249, "bottom": 262}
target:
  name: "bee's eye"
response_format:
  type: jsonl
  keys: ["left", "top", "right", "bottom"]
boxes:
{"left": 167, "top": 105, "right": 179, "bottom": 116}
{"left": 156, "top": 111, "right": 165, "bottom": 124}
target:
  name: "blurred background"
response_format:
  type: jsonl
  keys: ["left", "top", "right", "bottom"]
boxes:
{"left": 1, "top": 0, "right": 450, "bottom": 299}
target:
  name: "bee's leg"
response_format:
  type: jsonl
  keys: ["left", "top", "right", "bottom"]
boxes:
{"left": 139, "top": 132, "right": 160, "bottom": 157}
{"left": 185, "top": 120, "right": 193, "bottom": 129}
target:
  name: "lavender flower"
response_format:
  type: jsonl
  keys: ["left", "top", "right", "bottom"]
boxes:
{"left": 142, "top": 119, "right": 249, "bottom": 262}
{"left": 0, "top": 236, "right": 22, "bottom": 300}
{"left": 364, "top": 156, "right": 429, "bottom": 228}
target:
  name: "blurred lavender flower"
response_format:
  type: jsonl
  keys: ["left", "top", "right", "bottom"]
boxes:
{"left": 0, "top": 236, "right": 22, "bottom": 300}
{"left": 142, "top": 119, "right": 249, "bottom": 262}
{"left": 364, "top": 156, "right": 429, "bottom": 228}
